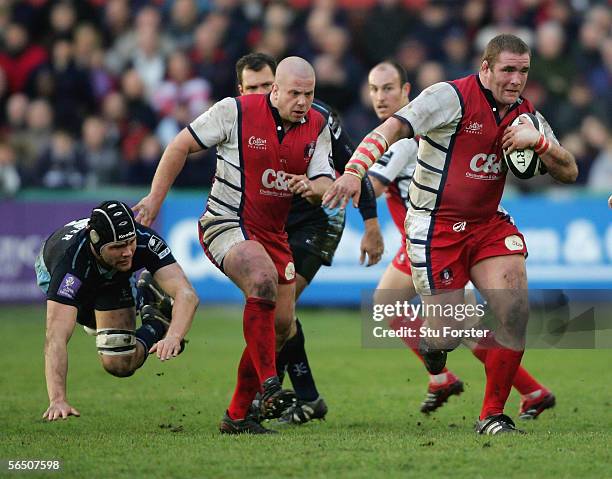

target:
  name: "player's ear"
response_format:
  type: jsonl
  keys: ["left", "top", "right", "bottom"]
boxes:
{"left": 481, "top": 60, "right": 490, "bottom": 73}
{"left": 403, "top": 81, "right": 411, "bottom": 98}
{"left": 238, "top": 84, "right": 244, "bottom": 95}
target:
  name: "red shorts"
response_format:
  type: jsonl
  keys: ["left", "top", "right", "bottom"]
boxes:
{"left": 392, "top": 235, "right": 412, "bottom": 276}
{"left": 406, "top": 212, "right": 527, "bottom": 294}
{"left": 198, "top": 216, "right": 295, "bottom": 285}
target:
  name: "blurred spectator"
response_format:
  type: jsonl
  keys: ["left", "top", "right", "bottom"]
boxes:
{"left": 0, "top": 142, "right": 20, "bottom": 197}
{"left": 344, "top": 79, "right": 379, "bottom": 141}
{"left": 121, "top": 68, "right": 158, "bottom": 130}
{"left": 3, "top": 93, "right": 29, "bottom": 135}
{"left": 410, "top": 1, "right": 453, "bottom": 61}
{"left": 414, "top": 61, "right": 446, "bottom": 96}
{"left": 100, "top": 0, "right": 132, "bottom": 47}
{"left": 587, "top": 138, "right": 612, "bottom": 192}
{"left": 12, "top": 98, "right": 54, "bottom": 184}
{"left": 156, "top": 101, "right": 191, "bottom": 148}
{"left": 123, "top": 134, "right": 161, "bottom": 186}
{"left": 312, "top": 25, "right": 362, "bottom": 112}
{"left": 105, "top": 6, "right": 174, "bottom": 97}
{"left": 80, "top": 115, "right": 120, "bottom": 187}
{"left": 0, "top": 23, "right": 47, "bottom": 93}
{"left": 152, "top": 51, "right": 211, "bottom": 119}
{"left": 190, "top": 13, "right": 236, "bottom": 100}
{"left": 167, "top": 0, "right": 202, "bottom": 50}
{"left": 530, "top": 21, "right": 574, "bottom": 102}
{"left": 361, "top": 0, "right": 412, "bottom": 65}
{"left": 46, "top": 1, "right": 77, "bottom": 43}
{"left": 254, "top": 27, "right": 291, "bottom": 61}
{"left": 396, "top": 38, "right": 427, "bottom": 86}
{"left": 89, "top": 48, "right": 116, "bottom": 102}
{"left": 36, "top": 130, "right": 87, "bottom": 189}
{"left": 442, "top": 28, "right": 473, "bottom": 80}
{"left": 73, "top": 23, "right": 102, "bottom": 69}
{"left": 571, "top": 5, "right": 609, "bottom": 76}
{"left": 29, "top": 39, "right": 95, "bottom": 133}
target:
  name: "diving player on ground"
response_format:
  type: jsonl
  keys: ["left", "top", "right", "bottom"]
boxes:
{"left": 36, "top": 200, "right": 198, "bottom": 421}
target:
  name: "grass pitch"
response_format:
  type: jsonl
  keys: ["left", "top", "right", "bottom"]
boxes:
{"left": 0, "top": 306, "right": 610, "bottom": 478}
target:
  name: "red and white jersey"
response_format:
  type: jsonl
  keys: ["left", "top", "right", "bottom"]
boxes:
{"left": 189, "top": 94, "right": 334, "bottom": 234}
{"left": 394, "top": 74, "right": 555, "bottom": 222}
{"left": 369, "top": 138, "right": 418, "bottom": 233}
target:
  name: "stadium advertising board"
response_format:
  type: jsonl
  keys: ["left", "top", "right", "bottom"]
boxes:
{"left": 159, "top": 194, "right": 612, "bottom": 306}
{"left": 0, "top": 200, "right": 98, "bottom": 302}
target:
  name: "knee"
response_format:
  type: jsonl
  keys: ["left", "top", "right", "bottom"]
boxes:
{"left": 250, "top": 273, "right": 277, "bottom": 301}
{"left": 102, "top": 357, "right": 136, "bottom": 378}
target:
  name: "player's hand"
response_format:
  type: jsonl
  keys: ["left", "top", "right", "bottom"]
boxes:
{"left": 322, "top": 173, "right": 362, "bottom": 209}
{"left": 149, "top": 334, "right": 182, "bottom": 361}
{"left": 502, "top": 120, "right": 540, "bottom": 154}
{"left": 286, "top": 174, "right": 314, "bottom": 198}
{"left": 133, "top": 195, "right": 161, "bottom": 227}
{"left": 43, "top": 400, "right": 80, "bottom": 421}
{"left": 360, "top": 218, "right": 384, "bottom": 266}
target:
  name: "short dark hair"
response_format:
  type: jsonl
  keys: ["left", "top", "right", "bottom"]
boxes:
{"left": 482, "top": 34, "right": 530, "bottom": 67}
{"left": 376, "top": 60, "right": 408, "bottom": 86}
{"left": 236, "top": 53, "right": 277, "bottom": 86}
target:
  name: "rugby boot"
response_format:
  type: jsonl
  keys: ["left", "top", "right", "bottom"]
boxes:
{"left": 219, "top": 411, "right": 277, "bottom": 435}
{"left": 475, "top": 414, "right": 523, "bottom": 435}
{"left": 420, "top": 378, "right": 464, "bottom": 414}
{"left": 519, "top": 389, "right": 556, "bottom": 420}
{"left": 278, "top": 397, "right": 328, "bottom": 425}
{"left": 137, "top": 270, "right": 173, "bottom": 318}
{"left": 260, "top": 376, "right": 297, "bottom": 420}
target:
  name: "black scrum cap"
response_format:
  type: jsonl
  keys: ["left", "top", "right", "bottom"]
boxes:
{"left": 88, "top": 201, "right": 136, "bottom": 254}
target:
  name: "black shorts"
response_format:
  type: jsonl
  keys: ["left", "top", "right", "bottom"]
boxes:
{"left": 75, "top": 279, "right": 136, "bottom": 329}
{"left": 287, "top": 207, "right": 346, "bottom": 283}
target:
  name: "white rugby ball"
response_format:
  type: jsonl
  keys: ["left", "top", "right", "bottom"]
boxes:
{"left": 504, "top": 112, "right": 545, "bottom": 179}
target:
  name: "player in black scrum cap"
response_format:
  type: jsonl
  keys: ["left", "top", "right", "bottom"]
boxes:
{"left": 35, "top": 200, "right": 199, "bottom": 421}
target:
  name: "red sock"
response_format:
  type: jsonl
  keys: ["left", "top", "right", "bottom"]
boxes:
{"left": 389, "top": 315, "right": 449, "bottom": 375}
{"left": 472, "top": 336, "right": 543, "bottom": 396}
{"left": 227, "top": 348, "right": 261, "bottom": 420}
{"left": 480, "top": 340, "right": 524, "bottom": 419}
{"left": 243, "top": 297, "right": 277, "bottom": 383}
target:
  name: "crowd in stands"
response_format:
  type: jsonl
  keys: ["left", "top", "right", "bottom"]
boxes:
{"left": 0, "top": 0, "right": 610, "bottom": 197}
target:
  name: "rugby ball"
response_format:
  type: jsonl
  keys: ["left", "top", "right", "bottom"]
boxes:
{"left": 504, "top": 113, "right": 544, "bottom": 179}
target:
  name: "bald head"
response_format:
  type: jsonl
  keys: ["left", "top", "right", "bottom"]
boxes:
{"left": 271, "top": 56, "right": 316, "bottom": 125}
{"left": 275, "top": 56, "right": 315, "bottom": 85}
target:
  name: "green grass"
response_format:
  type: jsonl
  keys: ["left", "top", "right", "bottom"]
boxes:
{"left": 0, "top": 306, "right": 610, "bottom": 478}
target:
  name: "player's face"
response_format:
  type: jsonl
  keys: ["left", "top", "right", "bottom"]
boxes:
{"left": 368, "top": 66, "right": 410, "bottom": 121}
{"left": 99, "top": 237, "right": 137, "bottom": 272}
{"left": 239, "top": 66, "right": 275, "bottom": 95}
{"left": 272, "top": 75, "right": 315, "bottom": 123}
{"left": 482, "top": 51, "right": 530, "bottom": 106}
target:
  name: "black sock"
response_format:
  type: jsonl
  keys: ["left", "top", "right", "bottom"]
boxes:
{"left": 285, "top": 319, "right": 319, "bottom": 402}
{"left": 276, "top": 342, "right": 290, "bottom": 384}
{"left": 135, "top": 319, "right": 166, "bottom": 361}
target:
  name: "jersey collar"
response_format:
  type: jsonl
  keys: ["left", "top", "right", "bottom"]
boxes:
{"left": 267, "top": 94, "right": 307, "bottom": 142}
{"left": 475, "top": 74, "right": 522, "bottom": 125}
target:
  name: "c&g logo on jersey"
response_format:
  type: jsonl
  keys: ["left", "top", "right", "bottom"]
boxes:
{"left": 466, "top": 153, "right": 503, "bottom": 180}
{"left": 261, "top": 169, "right": 292, "bottom": 197}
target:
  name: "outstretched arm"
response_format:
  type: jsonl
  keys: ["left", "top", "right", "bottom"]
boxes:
{"left": 149, "top": 263, "right": 199, "bottom": 361}
{"left": 322, "top": 117, "right": 411, "bottom": 209}
{"left": 134, "top": 129, "right": 203, "bottom": 226}
{"left": 43, "top": 301, "right": 80, "bottom": 421}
